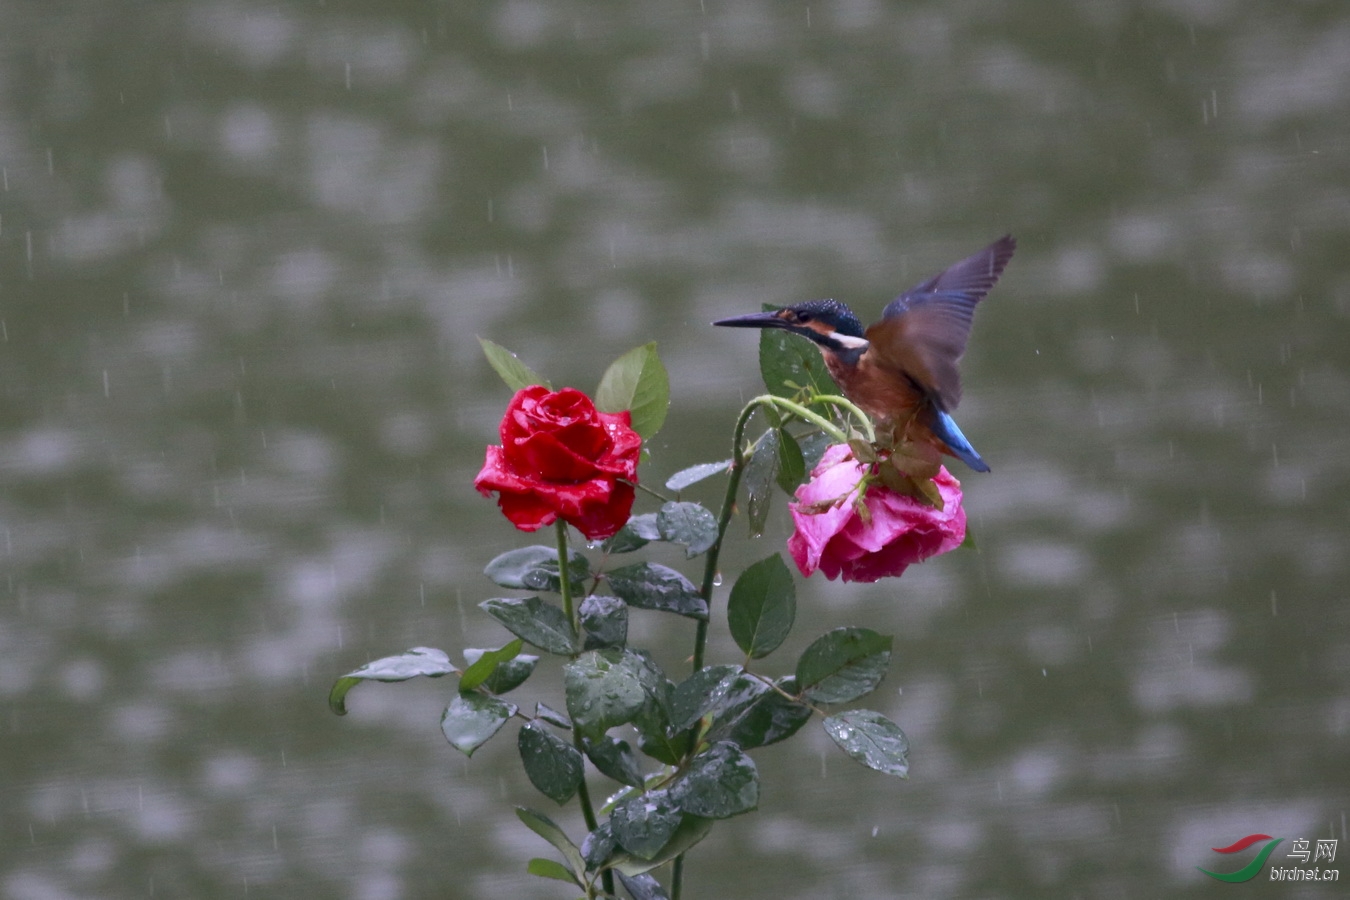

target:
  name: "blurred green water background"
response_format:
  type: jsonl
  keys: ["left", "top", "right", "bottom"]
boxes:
{"left": 2, "top": 1, "right": 1347, "bottom": 897}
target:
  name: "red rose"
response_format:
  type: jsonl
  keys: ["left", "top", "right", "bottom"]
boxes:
{"left": 787, "top": 444, "right": 966, "bottom": 583}
{"left": 474, "top": 386, "right": 642, "bottom": 540}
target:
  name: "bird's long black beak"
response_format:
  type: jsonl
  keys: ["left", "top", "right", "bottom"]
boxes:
{"left": 713, "top": 311, "right": 787, "bottom": 329}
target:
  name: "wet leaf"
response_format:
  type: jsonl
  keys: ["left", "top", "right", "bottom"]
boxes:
{"left": 583, "top": 735, "right": 645, "bottom": 789}
{"left": 657, "top": 501, "right": 719, "bottom": 557}
{"left": 796, "top": 627, "right": 893, "bottom": 704}
{"left": 665, "top": 460, "right": 731, "bottom": 493}
{"left": 611, "top": 815, "right": 714, "bottom": 877}
{"left": 758, "top": 314, "right": 837, "bottom": 399}
{"left": 605, "top": 563, "right": 708, "bottom": 620}
{"left": 479, "top": 337, "right": 551, "bottom": 391}
{"left": 479, "top": 596, "right": 579, "bottom": 656}
{"left": 579, "top": 594, "right": 629, "bottom": 650}
{"left": 484, "top": 544, "right": 590, "bottom": 593}
{"left": 603, "top": 516, "right": 656, "bottom": 554}
{"left": 596, "top": 342, "right": 670, "bottom": 440}
{"left": 328, "top": 647, "right": 454, "bottom": 716}
{"left": 669, "top": 741, "right": 759, "bottom": 819}
{"left": 726, "top": 554, "right": 796, "bottom": 660}
{"left": 774, "top": 429, "right": 807, "bottom": 493}
{"left": 616, "top": 871, "right": 670, "bottom": 900}
{"left": 610, "top": 789, "right": 682, "bottom": 860}
{"left": 581, "top": 821, "right": 618, "bottom": 870}
{"left": 535, "top": 702, "right": 571, "bottom": 730}
{"left": 563, "top": 649, "right": 652, "bottom": 740}
{"left": 459, "top": 639, "right": 526, "bottom": 693}
{"left": 518, "top": 720, "right": 584, "bottom": 805}
{"left": 823, "top": 709, "right": 910, "bottom": 777}
{"left": 744, "top": 429, "right": 780, "bottom": 537}
{"left": 441, "top": 694, "right": 516, "bottom": 757}
{"left": 715, "top": 675, "right": 812, "bottom": 749}
{"left": 669, "top": 665, "right": 742, "bottom": 733}
{"left": 798, "top": 431, "right": 833, "bottom": 471}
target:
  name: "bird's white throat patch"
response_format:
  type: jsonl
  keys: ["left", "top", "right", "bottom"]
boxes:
{"left": 831, "top": 333, "right": 869, "bottom": 350}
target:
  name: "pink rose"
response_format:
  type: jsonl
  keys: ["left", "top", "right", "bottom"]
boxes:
{"left": 787, "top": 444, "right": 966, "bottom": 583}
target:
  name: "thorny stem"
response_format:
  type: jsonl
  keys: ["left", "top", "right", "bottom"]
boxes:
{"left": 676, "top": 392, "right": 870, "bottom": 900}
{"left": 555, "top": 521, "right": 614, "bottom": 898}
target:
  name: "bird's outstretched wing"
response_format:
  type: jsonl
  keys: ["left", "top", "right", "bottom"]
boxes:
{"left": 865, "top": 234, "right": 1015, "bottom": 410}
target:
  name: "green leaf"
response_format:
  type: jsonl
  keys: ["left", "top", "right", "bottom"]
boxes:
{"left": 459, "top": 639, "right": 525, "bottom": 693}
{"left": 960, "top": 524, "right": 977, "bottom": 550}
{"left": 726, "top": 554, "right": 796, "bottom": 660}
{"left": 665, "top": 460, "right": 731, "bottom": 493}
{"left": 519, "top": 721, "right": 584, "bottom": 805}
{"left": 615, "top": 871, "right": 670, "bottom": 900}
{"left": 440, "top": 694, "right": 516, "bottom": 756}
{"left": 484, "top": 545, "right": 590, "bottom": 593}
{"left": 758, "top": 313, "right": 837, "bottom": 399}
{"left": 605, "top": 563, "right": 708, "bottom": 620}
{"left": 823, "top": 709, "right": 910, "bottom": 777}
{"left": 479, "top": 596, "right": 579, "bottom": 656}
{"left": 657, "top": 501, "right": 719, "bottom": 558}
{"left": 669, "top": 742, "right": 759, "bottom": 819}
{"left": 479, "top": 337, "right": 551, "bottom": 391}
{"left": 481, "top": 653, "right": 538, "bottom": 695}
{"left": 536, "top": 702, "right": 572, "bottom": 730}
{"left": 595, "top": 342, "right": 670, "bottom": 440}
{"left": 579, "top": 594, "right": 629, "bottom": 650}
{"left": 581, "top": 821, "right": 617, "bottom": 870}
{"left": 516, "top": 807, "right": 586, "bottom": 882}
{"left": 795, "top": 627, "right": 893, "bottom": 704}
{"left": 328, "top": 647, "right": 455, "bottom": 716}
{"left": 563, "top": 649, "right": 652, "bottom": 740}
{"left": 526, "top": 857, "right": 580, "bottom": 886}
{"left": 774, "top": 429, "right": 807, "bottom": 493}
{"left": 610, "top": 789, "right": 682, "bottom": 860}
{"left": 583, "top": 735, "right": 645, "bottom": 789}
{"left": 611, "top": 815, "right": 714, "bottom": 877}
{"left": 798, "top": 431, "right": 833, "bottom": 471}
{"left": 602, "top": 517, "right": 655, "bottom": 554}
{"left": 713, "top": 676, "right": 812, "bottom": 749}
{"left": 669, "top": 665, "right": 742, "bottom": 733}
{"left": 743, "top": 429, "right": 779, "bottom": 537}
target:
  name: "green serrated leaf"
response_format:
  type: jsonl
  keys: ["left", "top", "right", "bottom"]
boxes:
{"left": 527, "top": 857, "right": 580, "bottom": 886}
{"left": 479, "top": 337, "right": 551, "bottom": 391}
{"left": 774, "top": 429, "right": 807, "bottom": 494}
{"left": 484, "top": 545, "right": 590, "bottom": 593}
{"left": 516, "top": 808, "right": 586, "bottom": 882}
{"left": 758, "top": 313, "right": 838, "bottom": 399}
{"left": 519, "top": 721, "right": 584, "bottom": 805}
{"left": 823, "top": 709, "right": 910, "bottom": 777}
{"left": 744, "top": 429, "right": 780, "bottom": 537}
{"left": 669, "top": 741, "right": 759, "bottom": 819}
{"left": 479, "top": 596, "right": 579, "bottom": 656}
{"left": 665, "top": 460, "right": 731, "bottom": 493}
{"left": 579, "top": 594, "right": 629, "bottom": 650}
{"left": 657, "top": 501, "right": 719, "bottom": 558}
{"left": 602, "top": 518, "right": 653, "bottom": 554}
{"left": 795, "top": 627, "right": 893, "bottom": 704}
{"left": 726, "top": 554, "right": 796, "bottom": 660}
{"left": 440, "top": 694, "right": 517, "bottom": 756}
{"left": 328, "top": 647, "right": 455, "bottom": 716}
{"left": 459, "top": 639, "right": 525, "bottom": 693}
{"left": 595, "top": 342, "right": 670, "bottom": 440}
{"left": 605, "top": 563, "right": 708, "bottom": 620}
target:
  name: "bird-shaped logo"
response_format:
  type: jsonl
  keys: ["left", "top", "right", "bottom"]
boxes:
{"left": 715, "top": 235, "right": 1015, "bottom": 474}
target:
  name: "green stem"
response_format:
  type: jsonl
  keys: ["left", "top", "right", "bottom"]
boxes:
{"left": 806, "top": 394, "right": 876, "bottom": 442}
{"left": 554, "top": 521, "right": 614, "bottom": 898}
{"left": 755, "top": 395, "right": 852, "bottom": 443}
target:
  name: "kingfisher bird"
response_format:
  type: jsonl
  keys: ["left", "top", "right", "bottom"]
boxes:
{"left": 715, "top": 234, "right": 1015, "bottom": 473}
